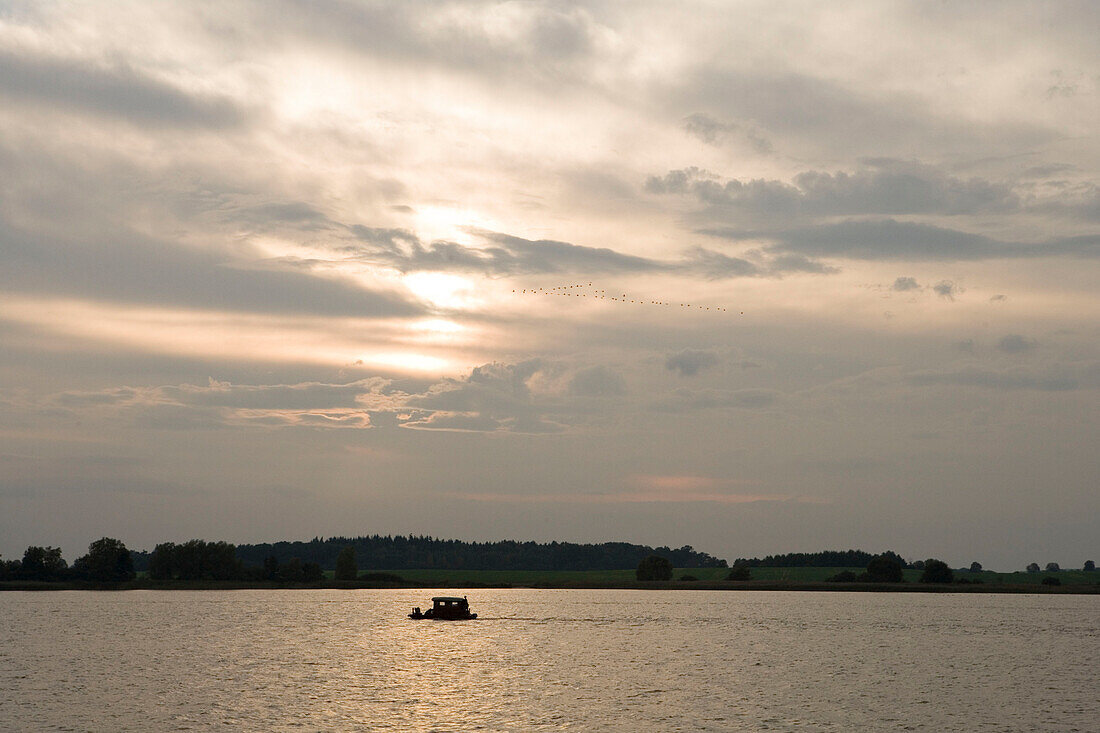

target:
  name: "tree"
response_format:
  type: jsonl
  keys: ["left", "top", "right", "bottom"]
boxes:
{"left": 636, "top": 554, "right": 673, "bottom": 581}
{"left": 726, "top": 564, "right": 753, "bottom": 581}
{"left": 148, "top": 542, "right": 177, "bottom": 580}
{"left": 335, "top": 545, "right": 358, "bottom": 581}
{"left": 1085, "top": 560, "right": 1096, "bottom": 572}
{"left": 1045, "top": 562, "right": 1060, "bottom": 572}
{"left": 21, "top": 546, "right": 67, "bottom": 580}
{"left": 72, "top": 538, "right": 135, "bottom": 582}
{"left": 279, "top": 557, "right": 304, "bottom": 582}
{"left": 969, "top": 561, "right": 983, "bottom": 573}
{"left": 263, "top": 555, "right": 280, "bottom": 581}
{"left": 1026, "top": 563, "right": 1040, "bottom": 573}
{"left": 865, "top": 554, "right": 904, "bottom": 583}
{"left": 0, "top": 554, "right": 20, "bottom": 580}
{"left": 920, "top": 558, "right": 953, "bottom": 584}
{"left": 145, "top": 540, "right": 240, "bottom": 581}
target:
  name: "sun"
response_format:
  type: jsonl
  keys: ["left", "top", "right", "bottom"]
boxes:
{"left": 403, "top": 272, "right": 478, "bottom": 309}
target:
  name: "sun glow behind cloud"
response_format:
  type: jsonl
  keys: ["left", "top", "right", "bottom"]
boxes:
{"left": 0, "top": 296, "right": 473, "bottom": 374}
{"left": 403, "top": 272, "right": 480, "bottom": 310}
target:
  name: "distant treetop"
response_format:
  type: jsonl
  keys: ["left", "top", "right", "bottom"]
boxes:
{"left": 163, "top": 535, "right": 730, "bottom": 572}
{"left": 734, "top": 549, "right": 911, "bottom": 569}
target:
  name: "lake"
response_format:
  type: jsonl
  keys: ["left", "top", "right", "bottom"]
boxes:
{"left": 1, "top": 589, "right": 1096, "bottom": 731}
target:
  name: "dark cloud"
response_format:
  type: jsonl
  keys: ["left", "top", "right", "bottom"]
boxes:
{"left": 1020, "top": 163, "right": 1076, "bottom": 179}
{"left": 0, "top": 49, "right": 248, "bottom": 128}
{"left": 997, "top": 334, "right": 1037, "bottom": 353}
{"left": 242, "top": 202, "right": 332, "bottom": 227}
{"left": 665, "top": 349, "right": 720, "bottom": 377}
{"left": 401, "top": 411, "right": 504, "bottom": 432}
{"left": 710, "top": 220, "right": 1002, "bottom": 260}
{"left": 682, "top": 113, "right": 772, "bottom": 154}
{"left": 933, "top": 281, "right": 960, "bottom": 300}
{"left": 649, "top": 160, "right": 1016, "bottom": 220}
{"left": 706, "top": 220, "right": 1100, "bottom": 262}
{"left": 567, "top": 365, "right": 625, "bottom": 396}
{"left": 347, "top": 227, "right": 662, "bottom": 276}
{"left": 892, "top": 276, "right": 920, "bottom": 291}
{"left": 0, "top": 220, "right": 421, "bottom": 318}
{"left": 344, "top": 226, "right": 829, "bottom": 280}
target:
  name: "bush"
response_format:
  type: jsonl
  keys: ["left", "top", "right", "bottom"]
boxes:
{"left": 865, "top": 555, "right": 904, "bottom": 583}
{"left": 678, "top": 574, "right": 698, "bottom": 581}
{"left": 920, "top": 558, "right": 953, "bottom": 584}
{"left": 636, "top": 555, "right": 673, "bottom": 581}
{"left": 1041, "top": 576, "right": 1061, "bottom": 586}
{"left": 827, "top": 570, "right": 858, "bottom": 582}
{"left": 726, "top": 564, "right": 752, "bottom": 581}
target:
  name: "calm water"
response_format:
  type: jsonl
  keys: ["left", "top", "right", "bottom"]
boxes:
{"left": 1, "top": 589, "right": 1097, "bottom": 731}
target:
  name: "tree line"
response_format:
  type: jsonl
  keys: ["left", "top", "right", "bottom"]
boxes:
{"left": 0, "top": 538, "right": 136, "bottom": 582}
{"left": 5, "top": 537, "right": 1094, "bottom": 585}
{"left": 733, "top": 549, "right": 911, "bottom": 568}
{"left": 3, "top": 535, "right": 727, "bottom": 583}
{"left": 217, "top": 535, "right": 729, "bottom": 572}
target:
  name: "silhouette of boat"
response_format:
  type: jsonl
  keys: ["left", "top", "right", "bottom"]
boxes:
{"left": 408, "top": 596, "right": 477, "bottom": 620}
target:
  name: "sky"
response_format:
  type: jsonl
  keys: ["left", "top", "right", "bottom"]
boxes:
{"left": 1, "top": 1, "right": 1098, "bottom": 570}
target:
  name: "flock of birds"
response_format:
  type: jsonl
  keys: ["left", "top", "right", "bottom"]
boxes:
{"left": 511, "top": 283, "right": 743, "bottom": 314}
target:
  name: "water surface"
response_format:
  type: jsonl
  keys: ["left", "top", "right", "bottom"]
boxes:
{"left": 2, "top": 589, "right": 1096, "bottom": 731}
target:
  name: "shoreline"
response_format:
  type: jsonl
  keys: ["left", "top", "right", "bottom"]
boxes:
{"left": 2, "top": 579, "right": 1097, "bottom": 594}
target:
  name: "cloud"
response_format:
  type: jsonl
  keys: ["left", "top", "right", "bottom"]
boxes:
{"left": 406, "top": 360, "right": 624, "bottom": 432}
{"left": 666, "top": 68, "right": 1054, "bottom": 159}
{"left": 0, "top": 49, "right": 249, "bottom": 129}
{"left": 997, "top": 334, "right": 1037, "bottom": 353}
{"left": 648, "top": 159, "right": 1017, "bottom": 220}
{"left": 39, "top": 360, "right": 636, "bottom": 435}
{"left": 0, "top": 220, "right": 421, "bottom": 318}
{"left": 907, "top": 366, "right": 1080, "bottom": 392}
{"left": 46, "top": 378, "right": 397, "bottom": 431}
{"left": 345, "top": 226, "right": 832, "bottom": 280}
{"left": 665, "top": 349, "right": 720, "bottom": 377}
{"left": 654, "top": 387, "right": 781, "bottom": 412}
{"left": 682, "top": 113, "right": 772, "bottom": 154}
{"left": 441, "top": 489, "right": 812, "bottom": 505}
{"left": 244, "top": 0, "right": 617, "bottom": 90}
{"left": 703, "top": 217, "right": 1100, "bottom": 264}
{"left": 892, "top": 276, "right": 920, "bottom": 291}
{"left": 348, "top": 226, "right": 663, "bottom": 276}
{"left": 933, "top": 280, "right": 960, "bottom": 300}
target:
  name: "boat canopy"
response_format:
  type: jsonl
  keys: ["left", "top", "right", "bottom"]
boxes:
{"left": 431, "top": 596, "right": 466, "bottom": 603}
